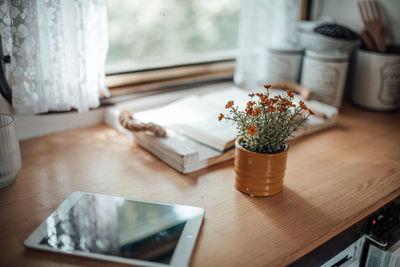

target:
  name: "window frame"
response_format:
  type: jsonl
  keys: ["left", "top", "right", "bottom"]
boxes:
{"left": 105, "top": 59, "right": 235, "bottom": 99}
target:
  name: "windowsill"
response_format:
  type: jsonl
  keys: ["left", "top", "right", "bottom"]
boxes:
{"left": 1, "top": 93, "right": 102, "bottom": 140}
{"left": 15, "top": 81, "right": 235, "bottom": 141}
{"left": 15, "top": 109, "right": 105, "bottom": 140}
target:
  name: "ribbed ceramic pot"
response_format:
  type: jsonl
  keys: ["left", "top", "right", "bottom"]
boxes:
{"left": 234, "top": 138, "right": 288, "bottom": 197}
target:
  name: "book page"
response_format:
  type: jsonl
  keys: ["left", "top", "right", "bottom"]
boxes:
{"left": 134, "top": 94, "right": 238, "bottom": 152}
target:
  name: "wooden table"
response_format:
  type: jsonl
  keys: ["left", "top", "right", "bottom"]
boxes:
{"left": 1, "top": 104, "right": 400, "bottom": 267}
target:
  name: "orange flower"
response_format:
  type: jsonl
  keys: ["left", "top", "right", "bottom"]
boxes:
{"left": 264, "top": 84, "right": 272, "bottom": 89}
{"left": 247, "top": 125, "right": 257, "bottom": 135}
{"left": 266, "top": 106, "right": 276, "bottom": 113}
{"left": 280, "top": 98, "right": 295, "bottom": 108}
{"left": 248, "top": 93, "right": 255, "bottom": 97}
{"left": 259, "top": 94, "right": 270, "bottom": 105}
{"left": 247, "top": 101, "right": 255, "bottom": 107}
{"left": 299, "top": 100, "right": 315, "bottom": 115}
{"left": 277, "top": 106, "right": 286, "bottom": 112}
{"left": 286, "top": 90, "right": 295, "bottom": 98}
{"left": 218, "top": 113, "right": 224, "bottom": 121}
{"left": 262, "top": 99, "right": 271, "bottom": 106}
{"left": 299, "top": 100, "right": 308, "bottom": 110}
{"left": 225, "top": 100, "right": 234, "bottom": 109}
{"left": 252, "top": 108, "right": 261, "bottom": 117}
{"left": 245, "top": 106, "right": 253, "bottom": 115}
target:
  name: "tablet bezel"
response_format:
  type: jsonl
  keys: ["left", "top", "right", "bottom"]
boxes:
{"left": 24, "top": 192, "right": 204, "bottom": 267}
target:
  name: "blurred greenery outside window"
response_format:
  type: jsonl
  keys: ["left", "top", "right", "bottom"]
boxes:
{"left": 106, "top": 0, "right": 241, "bottom": 75}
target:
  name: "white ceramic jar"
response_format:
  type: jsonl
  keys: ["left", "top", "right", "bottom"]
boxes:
{"left": 261, "top": 47, "right": 304, "bottom": 84}
{"left": 300, "top": 50, "right": 349, "bottom": 108}
{"left": 351, "top": 48, "right": 400, "bottom": 111}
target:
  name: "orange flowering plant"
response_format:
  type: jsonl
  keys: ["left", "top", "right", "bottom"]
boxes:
{"left": 218, "top": 85, "right": 315, "bottom": 153}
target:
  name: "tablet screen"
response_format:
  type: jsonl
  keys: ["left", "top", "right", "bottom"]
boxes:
{"left": 31, "top": 193, "right": 203, "bottom": 265}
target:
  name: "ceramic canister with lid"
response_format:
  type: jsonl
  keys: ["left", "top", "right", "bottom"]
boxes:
{"left": 351, "top": 48, "right": 400, "bottom": 111}
{"left": 300, "top": 50, "right": 349, "bottom": 108}
{"left": 261, "top": 47, "right": 304, "bottom": 84}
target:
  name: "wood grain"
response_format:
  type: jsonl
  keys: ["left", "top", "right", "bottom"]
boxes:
{"left": 0, "top": 103, "right": 399, "bottom": 267}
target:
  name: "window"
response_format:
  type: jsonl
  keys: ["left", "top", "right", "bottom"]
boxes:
{"left": 105, "top": 0, "right": 309, "bottom": 95}
{"left": 106, "top": 0, "right": 241, "bottom": 75}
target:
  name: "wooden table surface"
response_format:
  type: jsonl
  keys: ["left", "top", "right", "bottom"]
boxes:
{"left": 1, "top": 104, "right": 400, "bottom": 267}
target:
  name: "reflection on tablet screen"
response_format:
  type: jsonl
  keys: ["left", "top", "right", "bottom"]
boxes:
{"left": 39, "top": 194, "right": 192, "bottom": 264}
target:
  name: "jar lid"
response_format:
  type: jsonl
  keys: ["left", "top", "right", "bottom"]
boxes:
{"left": 266, "top": 46, "right": 304, "bottom": 55}
{"left": 305, "top": 50, "right": 349, "bottom": 62}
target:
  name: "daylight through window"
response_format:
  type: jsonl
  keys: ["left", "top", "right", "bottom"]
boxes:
{"left": 106, "top": 0, "right": 241, "bottom": 74}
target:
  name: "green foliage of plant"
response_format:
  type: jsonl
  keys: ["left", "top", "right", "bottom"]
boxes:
{"left": 219, "top": 85, "right": 314, "bottom": 154}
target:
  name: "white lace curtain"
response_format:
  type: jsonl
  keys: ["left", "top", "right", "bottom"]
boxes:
{"left": 0, "top": 0, "right": 109, "bottom": 114}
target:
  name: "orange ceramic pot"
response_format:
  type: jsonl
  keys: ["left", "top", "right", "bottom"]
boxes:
{"left": 234, "top": 138, "right": 288, "bottom": 197}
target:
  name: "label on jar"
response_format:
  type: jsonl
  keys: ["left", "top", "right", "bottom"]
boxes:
{"left": 301, "top": 55, "right": 349, "bottom": 107}
{"left": 379, "top": 60, "right": 400, "bottom": 105}
{"left": 301, "top": 58, "right": 342, "bottom": 105}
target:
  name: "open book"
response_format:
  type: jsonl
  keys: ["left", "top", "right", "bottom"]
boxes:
{"left": 134, "top": 90, "right": 246, "bottom": 152}
{"left": 126, "top": 87, "right": 338, "bottom": 173}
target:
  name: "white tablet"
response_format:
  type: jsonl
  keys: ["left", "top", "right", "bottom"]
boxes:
{"left": 24, "top": 192, "right": 204, "bottom": 267}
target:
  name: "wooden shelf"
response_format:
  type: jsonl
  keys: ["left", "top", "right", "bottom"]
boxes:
{"left": 0, "top": 103, "right": 399, "bottom": 266}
